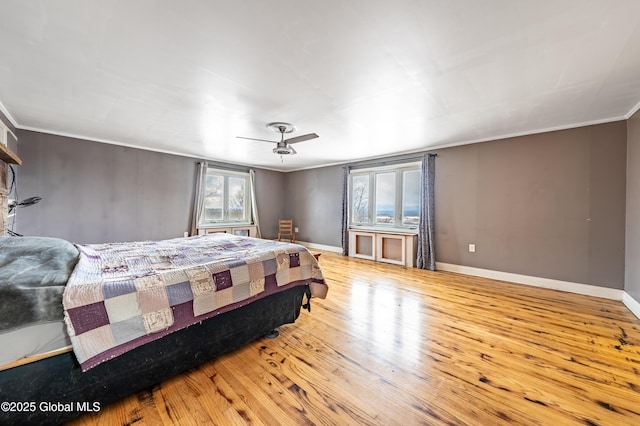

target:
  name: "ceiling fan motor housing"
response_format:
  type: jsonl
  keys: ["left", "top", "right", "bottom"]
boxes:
{"left": 273, "top": 145, "right": 294, "bottom": 155}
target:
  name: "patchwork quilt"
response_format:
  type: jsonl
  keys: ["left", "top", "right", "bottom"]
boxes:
{"left": 63, "top": 234, "right": 327, "bottom": 371}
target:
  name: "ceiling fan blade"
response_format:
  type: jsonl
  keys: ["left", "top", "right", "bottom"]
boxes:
{"left": 284, "top": 133, "right": 319, "bottom": 144}
{"left": 236, "top": 136, "right": 278, "bottom": 143}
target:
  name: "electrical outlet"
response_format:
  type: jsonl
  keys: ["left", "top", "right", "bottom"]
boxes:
{"left": 294, "top": 227, "right": 299, "bottom": 233}
{"left": 469, "top": 244, "right": 476, "bottom": 253}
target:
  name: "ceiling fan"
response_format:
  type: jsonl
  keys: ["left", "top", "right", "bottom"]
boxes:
{"left": 236, "top": 122, "right": 319, "bottom": 156}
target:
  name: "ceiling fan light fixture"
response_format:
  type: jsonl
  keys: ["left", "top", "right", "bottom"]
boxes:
{"left": 273, "top": 145, "right": 296, "bottom": 155}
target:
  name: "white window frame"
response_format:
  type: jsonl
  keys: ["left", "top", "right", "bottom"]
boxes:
{"left": 198, "top": 167, "right": 252, "bottom": 226}
{"left": 349, "top": 162, "right": 420, "bottom": 231}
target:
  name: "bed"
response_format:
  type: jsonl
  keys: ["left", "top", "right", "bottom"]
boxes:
{"left": 0, "top": 234, "right": 327, "bottom": 424}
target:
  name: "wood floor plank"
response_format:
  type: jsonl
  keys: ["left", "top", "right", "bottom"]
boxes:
{"left": 69, "top": 251, "right": 640, "bottom": 425}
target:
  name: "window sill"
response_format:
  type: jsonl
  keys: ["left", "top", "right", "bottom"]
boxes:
{"left": 199, "top": 222, "right": 253, "bottom": 228}
{"left": 349, "top": 225, "right": 418, "bottom": 235}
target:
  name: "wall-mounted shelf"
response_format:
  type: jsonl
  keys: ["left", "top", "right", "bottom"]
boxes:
{"left": 0, "top": 144, "right": 21, "bottom": 165}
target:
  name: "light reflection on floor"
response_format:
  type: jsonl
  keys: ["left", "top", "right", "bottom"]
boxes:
{"left": 349, "top": 280, "right": 422, "bottom": 365}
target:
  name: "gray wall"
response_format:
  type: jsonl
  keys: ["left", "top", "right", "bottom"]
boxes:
{"left": 254, "top": 168, "right": 286, "bottom": 240}
{"left": 437, "top": 122, "right": 626, "bottom": 289}
{"left": 285, "top": 121, "right": 627, "bottom": 289}
{"left": 12, "top": 130, "right": 285, "bottom": 244}
{"left": 284, "top": 165, "right": 344, "bottom": 246}
{"left": 626, "top": 111, "right": 640, "bottom": 301}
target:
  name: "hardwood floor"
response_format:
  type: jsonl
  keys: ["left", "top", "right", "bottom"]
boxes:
{"left": 69, "top": 252, "right": 640, "bottom": 425}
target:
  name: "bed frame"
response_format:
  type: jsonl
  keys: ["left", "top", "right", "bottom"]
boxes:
{"left": 0, "top": 285, "right": 309, "bottom": 425}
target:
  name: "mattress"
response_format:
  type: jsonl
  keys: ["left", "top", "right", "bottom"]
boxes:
{"left": 0, "top": 321, "right": 71, "bottom": 368}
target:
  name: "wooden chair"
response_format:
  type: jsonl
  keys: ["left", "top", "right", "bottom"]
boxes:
{"left": 277, "top": 219, "right": 295, "bottom": 243}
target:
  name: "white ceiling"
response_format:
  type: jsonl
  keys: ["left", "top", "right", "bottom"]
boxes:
{"left": 2, "top": 1, "right": 640, "bottom": 172}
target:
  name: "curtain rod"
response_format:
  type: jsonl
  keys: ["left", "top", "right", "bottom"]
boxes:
{"left": 347, "top": 152, "right": 437, "bottom": 170}
{"left": 202, "top": 160, "right": 251, "bottom": 173}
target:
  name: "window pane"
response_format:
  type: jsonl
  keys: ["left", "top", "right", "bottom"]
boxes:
{"left": 375, "top": 172, "right": 395, "bottom": 225}
{"left": 228, "top": 177, "right": 246, "bottom": 221}
{"left": 402, "top": 170, "right": 420, "bottom": 226}
{"left": 351, "top": 175, "right": 369, "bottom": 224}
{"left": 204, "top": 174, "right": 224, "bottom": 221}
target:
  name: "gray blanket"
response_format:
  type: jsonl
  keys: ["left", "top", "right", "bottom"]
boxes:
{"left": 0, "top": 236, "right": 79, "bottom": 332}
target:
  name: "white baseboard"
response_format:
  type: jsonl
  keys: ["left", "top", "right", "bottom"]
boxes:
{"left": 295, "top": 241, "right": 343, "bottom": 253}
{"left": 436, "top": 262, "right": 624, "bottom": 301}
{"left": 623, "top": 292, "right": 640, "bottom": 320}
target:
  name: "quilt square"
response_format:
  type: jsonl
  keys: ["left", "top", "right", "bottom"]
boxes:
{"left": 247, "top": 261, "right": 264, "bottom": 281}
{"left": 276, "top": 253, "right": 290, "bottom": 271}
{"left": 298, "top": 251, "right": 313, "bottom": 266}
{"left": 190, "top": 277, "right": 215, "bottom": 297}
{"left": 288, "top": 266, "right": 302, "bottom": 283}
{"left": 205, "top": 261, "right": 228, "bottom": 275}
{"left": 125, "top": 256, "right": 152, "bottom": 272}
{"left": 186, "top": 266, "right": 212, "bottom": 283}
{"left": 214, "top": 270, "right": 233, "bottom": 291}
{"left": 134, "top": 274, "right": 164, "bottom": 290}
{"left": 215, "top": 287, "right": 233, "bottom": 309}
{"left": 104, "top": 292, "right": 141, "bottom": 323}
{"left": 160, "top": 269, "right": 189, "bottom": 285}
{"left": 111, "top": 316, "right": 146, "bottom": 345}
{"left": 71, "top": 325, "right": 116, "bottom": 362}
{"left": 262, "top": 258, "right": 277, "bottom": 276}
{"left": 149, "top": 255, "right": 173, "bottom": 270}
{"left": 138, "top": 287, "right": 170, "bottom": 314}
{"left": 102, "top": 279, "right": 136, "bottom": 299}
{"left": 168, "top": 253, "right": 189, "bottom": 266}
{"left": 300, "top": 264, "right": 312, "bottom": 278}
{"left": 102, "top": 258, "right": 129, "bottom": 278}
{"left": 232, "top": 281, "right": 250, "bottom": 301}
{"left": 66, "top": 301, "right": 110, "bottom": 335}
{"left": 171, "top": 301, "right": 194, "bottom": 326}
{"left": 166, "top": 281, "right": 193, "bottom": 306}
{"left": 249, "top": 279, "right": 265, "bottom": 296}
{"left": 193, "top": 292, "right": 216, "bottom": 316}
{"left": 230, "top": 265, "right": 250, "bottom": 286}
{"left": 264, "top": 274, "right": 277, "bottom": 291}
{"left": 142, "top": 308, "right": 174, "bottom": 333}
{"left": 226, "top": 258, "right": 246, "bottom": 268}
{"left": 64, "top": 282, "right": 104, "bottom": 308}
{"left": 276, "top": 268, "right": 290, "bottom": 286}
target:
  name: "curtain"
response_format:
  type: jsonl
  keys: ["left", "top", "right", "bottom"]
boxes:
{"left": 341, "top": 165, "right": 351, "bottom": 256}
{"left": 249, "top": 169, "right": 261, "bottom": 238}
{"left": 189, "top": 161, "right": 208, "bottom": 236}
{"left": 416, "top": 154, "right": 436, "bottom": 270}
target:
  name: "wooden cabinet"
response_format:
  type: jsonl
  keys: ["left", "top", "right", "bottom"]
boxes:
{"left": 349, "top": 231, "right": 376, "bottom": 261}
{"left": 198, "top": 225, "right": 258, "bottom": 238}
{"left": 348, "top": 230, "right": 417, "bottom": 267}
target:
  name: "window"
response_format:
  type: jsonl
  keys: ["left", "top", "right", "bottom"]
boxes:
{"left": 375, "top": 172, "right": 396, "bottom": 224}
{"left": 350, "top": 163, "right": 420, "bottom": 229}
{"left": 200, "top": 167, "right": 251, "bottom": 225}
{"left": 402, "top": 169, "right": 420, "bottom": 226}
{"left": 351, "top": 175, "right": 369, "bottom": 224}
